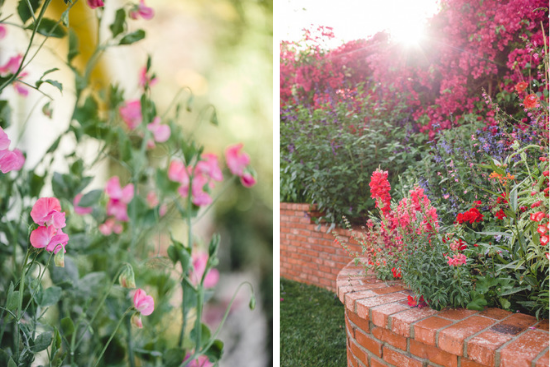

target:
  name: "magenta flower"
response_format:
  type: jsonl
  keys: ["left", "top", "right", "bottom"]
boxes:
{"left": 105, "top": 176, "right": 134, "bottom": 222}
{"left": 0, "top": 25, "right": 6, "bottom": 39}
{"left": 30, "top": 226, "right": 68, "bottom": 253}
{"left": 87, "top": 0, "right": 104, "bottom": 9}
{"left": 0, "top": 148, "right": 24, "bottom": 173}
{"left": 190, "top": 252, "right": 219, "bottom": 288}
{"left": 225, "top": 143, "right": 250, "bottom": 176}
{"left": 129, "top": 0, "right": 154, "bottom": 20}
{"left": 196, "top": 154, "right": 223, "bottom": 182}
{"left": 31, "top": 197, "right": 66, "bottom": 229}
{"left": 240, "top": 170, "right": 257, "bottom": 188}
{"left": 0, "top": 128, "right": 10, "bottom": 150}
{"left": 119, "top": 100, "right": 142, "bottom": 130}
{"left": 73, "top": 193, "right": 93, "bottom": 215}
{"left": 147, "top": 116, "right": 170, "bottom": 145}
{"left": 0, "top": 55, "right": 22, "bottom": 76}
{"left": 98, "top": 218, "right": 123, "bottom": 236}
{"left": 133, "top": 289, "right": 154, "bottom": 315}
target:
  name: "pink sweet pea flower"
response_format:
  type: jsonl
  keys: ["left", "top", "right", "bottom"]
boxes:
{"left": 119, "top": 100, "right": 142, "bottom": 130}
{"left": 129, "top": 0, "right": 154, "bottom": 20}
{"left": 0, "top": 148, "right": 25, "bottom": 173}
{"left": 133, "top": 289, "right": 154, "bottom": 316}
{"left": 146, "top": 191, "right": 159, "bottom": 208}
{"left": 189, "top": 252, "right": 219, "bottom": 288}
{"left": 0, "top": 25, "right": 6, "bottom": 39}
{"left": 183, "top": 354, "right": 213, "bottom": 367}
{"left": 147, "top": 117, "right": 170, "bottom": 143}
{"left": 139, "top": 66, "right": 157, "bottom": 89}
{"left": 105, "top": 177, "right": 134, "bottom": 222}
{"left": 0, "top": 55, "right": 22, "bottom": 76}
{"left": 73, "top": 193, "right": 93, "bottom": 215}
{"left": 168, "top": 160, "right": 189, "bottom": 184}
{"left": 240, "top": 169, "right": 257, "bottom": 188}
{"left": 30, "top": 226, "right": 68, "bottom": 253}
{"left": 0, "top": 127, "right": 10, "bottom": 150}
{"left": 196, "top": 154, "right": 223, "bottom": 183}
{"left": 98, "top": 218, "right": 123, "bottom": 236}
{"left": 31, "top": 197, "right": 66, "bottom": 229}
{"left": 225, "top": 143, "right": 250, "bottom": 176}
{"left": 159, "top": 204, "right": 167, "bottom": 217}
{"left": 87, "top": 0, "right": 104, "bottom": 9}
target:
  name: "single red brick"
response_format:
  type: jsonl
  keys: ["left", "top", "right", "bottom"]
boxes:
{"left": 346, "top": 290, "right": 378, "bottom": 312}
{"left": 500, "top": 330, "right": 549, "bottom": 367}
{"left": 491, "top": 313, "right": 537, "bottom": 336}
{"left": 372, "top": 326, "right": 407, "bottom": 351}
{"left": 391, "top": 307, "right": 439, "bottom": 337}
{"left": 478, "top": 307, "right": 512, "bottom": 320}
{"left": 382, "top": 346, "right": 423, "bottom": 367}
{"left": 535, "top": 349, "right": 549, "bottom": 367}
{"left": 350, "top": 339, "right": 369, "bottom": 365}
{"left": 438, "top": 308, "right": 478, "bottom": 320}
{"left": 438, "top": 316, "right": 495, "bottom": 355}
{"left": 466, "top": 330, "right": 513, "bottom": 366}
{"left": 370, "top": 357, "right": 389, "bottom": 367}
{"left": 356, "top": 329, "right": 383, "bottom": 357}
{"left": 347, "top": 309, "right": 370, "bottom": 333}
{"left": 413, "top": 316, "right": 454, "bottom": 346}
{"left": 346, "top": 313, "right": 356, "bottom": 338}
{"left": 460, "top": 357, "right": 487, "bottom": 367}
{"left": 356, "top": 293, "right": 409, "bottom": 319}
{"left": 372, "top": 285, "right": 405, "bottom": 295}
{"left": 409, "top": 339, "right": 458, "bottom": 367}
{"left": 371, "top": 303, "right": 410, "bottom": 328}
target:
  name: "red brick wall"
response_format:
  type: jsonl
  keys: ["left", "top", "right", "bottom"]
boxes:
{"left": 338, "top": 260, "right": 550, "bottom": 367}
{"left": 280, "top": 202, "right": 362, "bottom": 291}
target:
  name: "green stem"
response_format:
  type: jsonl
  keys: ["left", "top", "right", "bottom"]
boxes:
{"left": 15, "top": 250, "right": 31, "bottom": 363}
{"left": 127, "top": 314, "right": 136, "bottom": 367}
{"left": 92, "top": 308, "right": 132, "bottom": 367}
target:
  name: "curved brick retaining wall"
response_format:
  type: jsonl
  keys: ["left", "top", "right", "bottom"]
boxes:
{"left": 280, "top": 202, "right": 363, "bottom": 291}
{"left": 338, "top": 260, "right": 549, "bottom": 367}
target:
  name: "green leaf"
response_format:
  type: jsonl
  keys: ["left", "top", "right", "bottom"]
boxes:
{"left": 499, "top": 297, "right": 511, "bottom": 310}
{"left": 204, "top": 339, "right": 224, "bottom": 362}
{"left": 61, "top": 317, "right": 75, "bottom": 337}
{"left": 209, "top": 109, "right": 218, "bottom": 126}
{"left": 36, "top": 79, "right": 63, "bottom": 93}
{"left": 0, "top": 100, "right": 12, "bottom": 128}
{"left": 8, "top": 358, "right": 17, "bottom": 367}
{"left": 163, "top": 348, "right": 186, "bottom": 367}
{"left": 509, "top": 187, "right": 518, "bottom": 212}
{"left": 6, "top": 283, "right": 18, "bottom": 313}
{"left": 17, "top": 0, "right": 41, "bottom": 24}
{"left": 109, "top": 8, "right": 126, "bottom": 38}
{"left": 119, "top": 30, "right": 145, "bottom": 45}
{"left": 77, "top": 189, "right": 103, "bottom": 207}
{"left": 27, "top": 18, "right": 67, "bottom": 38}
{"left": 37, "top": 286, "right": 62, "bottom": 307}
{"left": 31, "top": 332, "right": 53, "bottom": 352}
{"left": 68, "top": 29, "right": 79, "bottom": 63}
{"left": 190, "top": 323, "right": 211, "bottom": 348}
{"left": 466, "top": 295, "right": 487, "bottom": 311}
{"left": 60, "top": 9, "right": 69, "bottom": 27}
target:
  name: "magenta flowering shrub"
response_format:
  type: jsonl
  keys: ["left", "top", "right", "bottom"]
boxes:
{"left": 0, "top": 2, "right": 258, "bottom": 367}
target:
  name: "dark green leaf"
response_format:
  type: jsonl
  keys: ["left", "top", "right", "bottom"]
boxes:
{"left": 61, "top": 317, "right": 75, "bottom": 337}
{"left": 17, "top": 0, "right": 41, "bottom": 24}
{"left": 68, "top": 29, "right": 79, "bottom": 63}
{"left": 0, "top": 100, "right": 12, "bottom": 128}
{"left": 77, "top": 189, "right": 103, "bottom": 207}
{"left": 37, "top": 286, "right": 62, "bottom": 307}
{"left": 109, "top": 8, "right": 126, "bottom": 38}
{"left": 163, "top": 348, "right": 186, "bottom": 367}
{"left": 31, "top": 332, "right": 53, "bottom": 352}
{"left": 203, "top": 339, "right": 224, "bottom": 362}
{"left": 27, "top": 18, "right": 66, "bottom": 38}
{"left": 119, "top": 30, "right": 145, "bottom": 45}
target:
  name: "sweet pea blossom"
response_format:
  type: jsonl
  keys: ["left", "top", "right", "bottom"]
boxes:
{"left": 0, "top": 55, "right": 22, "bottom": 76}
{"left": 147, "top": 116, "right": 170, "bottom": 147}
{"left": 0, "top": 25, "right": 6, "bottom": 39}
{"left": 129, "top": 0, "right": 154, "bottom": 20}
{"left": 29, "top": 197, "right": 69, "bottom": 255}
{"left": 189, "top": 251, "right": 219, "bottom": 288}
{"left": 225, "top": 143, "right": 250, "bottom": 176}
{"left": 0, "top": 148, "right": 24, "bottom": 173}
{"left": 87, "top": 0, "right": 104, "bottom": 9}
{"left": 31, "top": 197, "right": 66, "bottom": 229}
{"left": 119, "top": 100, "right": 142, "bottom": 130}
{"left": 139, "top": 67, "right": 157, "bottom": 89}
{"left": 105, "top": 176, "right": 134, "bottom": 222}
{"left": 183, "top": 354, "right": 213, "bottom": 367}
{"left": 98, "top": 218, "right": 123, "bottom": 236}
{"left": 30, "top": 226, "right": 69, "bottom": 253}
{"left": 73, "top": 193, "right": 93, "bottom": 215}
{"left": 133, "top": 289, "right": 154, "bottom": 315}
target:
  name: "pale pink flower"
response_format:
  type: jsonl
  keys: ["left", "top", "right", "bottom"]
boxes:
{"left": 129, "top": 0, "right": 154, "bottom": 20}
{"left": 168, "top": 160, "right": 189, "bottom": 184}
{"left": 73, "top": 193, "right": 93, "bottom": 215}
{"left": 0, "top": 127, "right": 10, "bottom": 150}
{"left": 87, "top": 0, "right": 104, "bottom": 9}
{"left": 147, "top": 117, "right": 170, "bottom": 143}
{"left": 0, "top": 55, "right": 22, "bottom": 76}
{"left": 31, "top": 197, "right": 66, "bottom": 229}
{"left": 133, "top": 288, "right": 154, "bottom": 316}
{"left": 146, "top": 191, "right": 159, "bottom": 208}
{"left": 196, "top": 154, "right": 223, "bottom": 183}
{"left": 30, "top": 226, "right": 68, "bottom": 253}
{"left": 183, "top": 354, "right": 213, "bottom": 367}
{"left": 139, "top": 66, "right": 157, "bottom": 88}
{"left": 98, "top": 218, "right": 123, "bottom": 236}
{"left": 190, "top": 252, "right": 219, "bottom": 288}
{"left": 0, "top": 148, "right": 24, "bottom": 173}
{"left": 119, "top": 100, "right": 142, "bottom": 130}
{"left": 131, "top": 313, "right": 143, "bottom": 328}
{"left": 225, "top": 143, "right": 250, "bottom": 176}
{"left": 0, "top": 25, "right": 6, "bottom": 39}
{"left": 159, "top": 204, "right": 167, "bottom": 217}
{"left": 105, "top": 176, "right": 134, "bottom": 222}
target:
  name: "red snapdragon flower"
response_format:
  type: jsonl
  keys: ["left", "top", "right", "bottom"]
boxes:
{"left": 369, "top": 169, "right": 391, "bottom": 215}
{"left": 391, "top": 267, "right": 402, "bottom": 279}
{"left": 456, "top": 207, "right": 483, "bottom": 224}
{"left": 495, "top": 209, "right": 506, "bottom": 220}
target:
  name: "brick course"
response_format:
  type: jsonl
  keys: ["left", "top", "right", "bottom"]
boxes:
{"left": 337, "top": 260, "right": 549, "bottom": 367}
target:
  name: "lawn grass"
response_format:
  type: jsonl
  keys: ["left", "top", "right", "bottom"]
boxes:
{"left": 280, "top": 278, "right": 347, "bottom": 367}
